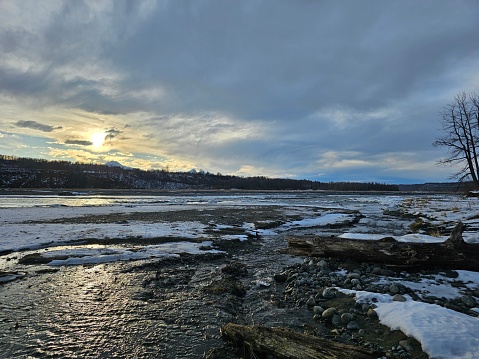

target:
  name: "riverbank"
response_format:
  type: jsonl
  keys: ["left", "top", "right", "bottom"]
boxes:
{"left": 1, "top": 191, "right": 479, "bottom": 358}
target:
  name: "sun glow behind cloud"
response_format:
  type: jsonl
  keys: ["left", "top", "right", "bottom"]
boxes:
{"left": 90, "top": 132, "right": 106, "bottom": 148}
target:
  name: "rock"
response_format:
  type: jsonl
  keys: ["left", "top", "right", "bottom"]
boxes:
{"left": 331, "top": 314, "right": 342, "bottom": 327}
{"left": 306, "top": 296, "right": 316, "bottom": 307}
{"left": 204, "top": 278, "right": 246, "bottom": 297}
{"left": 322, "top": 287, "right": 337, "bottom": 299}
{"left": 367, "top": 308, "right": 378, "bottom": 318}
{"left": 273, "top": 273, "right": 287, "bottom": 283}
{"left": 317, "top": 260, "right": 329, "bottom": 269}
{"left": 460, "top": 295, "right": 477, "bottom": 308}
{"left": 340, "top": 313, "right": 354, "bottom": 324}
{"left": 372, "top": 267, "right": 396, "bottom": 276}
{"left": 346, "top": 321, "right": 360, "bottom": 331}
{"left": 313, "top": 306, "right": 324, "bottom": 315}
{"left": 351, "top": 278, "right": 361, "bottom": 286}
{"left": 393, "top": 294, "right": 407, "bottom": 302}
{"left": 445, "top": 301, "right": 465, "bottom": 313}
{"left": 347, "top": 273, "right": 361, "bottom": 280}
{"left": 399, "top": 339, "right": 414, "bottom": 352}
{"left": 321, "top": 307, "right": 337, "bottom": 319}
{"left": 389, "top": 284, "right": 400, "bottom": 294}
{"left": 443, "top": 270, "right": 459, "bottom": 278}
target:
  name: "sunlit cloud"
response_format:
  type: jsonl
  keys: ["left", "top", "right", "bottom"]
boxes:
{"left": 316, "top": 151, "right": 374, "bottom": 169}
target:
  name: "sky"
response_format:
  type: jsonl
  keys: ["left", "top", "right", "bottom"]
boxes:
{"left": 0, "top": 0, "right": 478, "bottom": 184}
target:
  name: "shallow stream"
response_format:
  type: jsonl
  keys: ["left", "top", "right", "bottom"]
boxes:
{"left": 0, "top": 236, "right": 303, "bottom": 358}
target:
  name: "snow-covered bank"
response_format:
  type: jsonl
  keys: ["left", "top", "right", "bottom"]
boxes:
{"left": 340, "top": 288, "right": 479, "bottom": 359}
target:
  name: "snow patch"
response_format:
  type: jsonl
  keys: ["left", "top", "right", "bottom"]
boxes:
{"left": 375, "top": 301, "right": 479, "bottom": 359}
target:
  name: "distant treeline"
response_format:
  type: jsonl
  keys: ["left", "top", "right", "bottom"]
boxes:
{"left": 0, "top": 154, "right": 399, "bottom": 191}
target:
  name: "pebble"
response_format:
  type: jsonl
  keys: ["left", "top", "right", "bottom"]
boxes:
{"left": 393, "top": 294, "right": 407, "bottom": 302}
{"left": 347, "top": 272, "right": 361, "bottom": 279}
{"left": 321, "top": 307, "right": 337, "bottom": 319}
{"left": 460, "top": 295, "right": 476, "bottom": 308}
{"left": 313, "top": 306, "right": 324, "bottom": 315}
{"left": 322, "top": 287, "right": 337, "bottom": 299}
{"left": 346, "top": 321, "right": 359, "bottom": 330}
{"left": 340, "top": 312, "right": 354, "bottom": 324}
{"left": 317, "top": 260, "right": 328, "bottom": 268}
{"left": 331, "top": 314, "right": 342, "bottom": 327}
{"left": 443, "top": 270, "right": 459, "bottom": 279}
{"left": 351, "top": 278, "right": 361, "bottom": 286}
{"left": 389, "top": 284, "right": 400, "bottom": 294}
{"left": 399, "top": 339, "right": 414, "bottom": 352}
{"left": 372, "top": 267, "right": 396, "bottom": 276}
{"left": 279, "top": 257, "right": 470, "bottom": 358}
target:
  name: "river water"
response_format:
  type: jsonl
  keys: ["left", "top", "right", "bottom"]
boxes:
{"left": 0, "top": 233, "right": 301, "bottom": 357}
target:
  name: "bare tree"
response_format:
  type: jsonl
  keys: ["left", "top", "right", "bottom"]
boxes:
{"left": 434, "top": 92, "right": 479, "bottom": 188}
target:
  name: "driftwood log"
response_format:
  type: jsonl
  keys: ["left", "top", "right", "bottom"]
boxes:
{"left": 221, "top": 323, "right": 381, "bottom": 359}
{"left": 284, "top": 221, "right": 479, "bottom": 271}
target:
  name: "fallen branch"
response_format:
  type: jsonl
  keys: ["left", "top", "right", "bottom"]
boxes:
{"left": 221, "top": 323, "right": 381, "bottom": 359}
{"left": 284, "top": 222, "right": 479, "bottom": 271}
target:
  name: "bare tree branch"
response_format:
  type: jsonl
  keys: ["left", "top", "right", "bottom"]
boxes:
{"left": 434, "top": 92, "right": 479, "bottom": 188}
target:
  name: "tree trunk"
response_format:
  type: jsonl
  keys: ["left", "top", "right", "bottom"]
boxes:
{"left": 221, "top": 323, "right": 381, "bottom": 359}
{"left": 284, "top": 222, "right": 479, "bottom": 271}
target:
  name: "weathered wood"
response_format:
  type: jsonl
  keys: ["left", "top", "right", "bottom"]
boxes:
{"left": 221, "top": 323, "right": 381, "bottom": 359}
{"left": 284, "top": 222, "right": 479, "bottom": 271}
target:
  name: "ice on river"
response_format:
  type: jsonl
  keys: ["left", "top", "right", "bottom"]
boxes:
{"left": 43, "top": 241, "right": 220, "bottom": 266}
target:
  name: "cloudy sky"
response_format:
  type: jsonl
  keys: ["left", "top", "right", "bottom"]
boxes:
{"left": 1, "top": 0, "right": 478, "bottom": 184}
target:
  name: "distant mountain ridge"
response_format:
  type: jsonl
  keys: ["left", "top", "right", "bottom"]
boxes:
{"left": 0, "top": 154, "right": 438, "bottom": 192}
{"left": 104, "top": 160, "right": 130, "bottom": 169}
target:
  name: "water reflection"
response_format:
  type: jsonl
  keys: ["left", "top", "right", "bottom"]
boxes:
{"left": 0, "top": 261, "right": 229, "bottom": 358}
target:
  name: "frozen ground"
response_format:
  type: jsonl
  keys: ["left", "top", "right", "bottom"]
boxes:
{"left": 1, "top": 191, "right": 479, "bottom": 358}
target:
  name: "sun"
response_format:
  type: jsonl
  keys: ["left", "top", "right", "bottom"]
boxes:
{"left": 90, "top": 132, "right": 106, "bottom": 148}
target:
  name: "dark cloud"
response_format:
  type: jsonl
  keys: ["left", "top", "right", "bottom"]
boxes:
{"left": 105, "top": 128, "right": 123, "bottom": 141}
{"left": 64, "top": 139, "right": 93, "bottom": 146}
{"left": 14, "top": 120, "right": 62, "bottom": 133}
{"left": 1, "top": 1, "right": 479, "bottom": 182}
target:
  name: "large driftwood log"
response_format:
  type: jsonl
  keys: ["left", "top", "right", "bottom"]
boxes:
{"left": 285, "top": 222, "right": 479, "bottom": 271}
{"left": 221, "top": 323, "right": 381, "bottom": 359}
